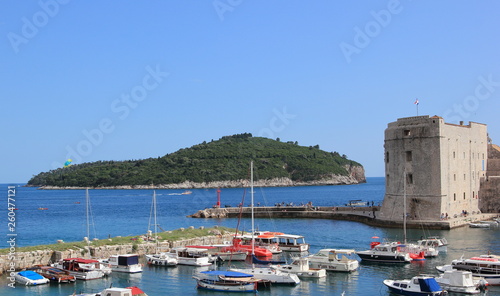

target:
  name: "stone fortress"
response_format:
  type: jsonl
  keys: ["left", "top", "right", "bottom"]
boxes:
{"left": 379, "top": 115, "right": 500, "bottom": 222}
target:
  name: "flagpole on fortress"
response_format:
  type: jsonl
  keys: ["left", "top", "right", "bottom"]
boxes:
{"left": 414, "top": 99, "right": 419, "bottom": 116}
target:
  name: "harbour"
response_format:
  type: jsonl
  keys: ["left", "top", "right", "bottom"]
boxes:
{"left": 1, "top": 179, "right": 499, "bottom": 295}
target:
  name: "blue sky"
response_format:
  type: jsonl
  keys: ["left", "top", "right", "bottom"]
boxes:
{"left": 1, "top": 0, "right": 499, "bottom": 183}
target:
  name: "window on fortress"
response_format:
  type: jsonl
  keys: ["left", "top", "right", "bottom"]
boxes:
{"left": 453, "top": 151, "right": 456, "bottom": 159}
{"left": 406, "top": 151, "right": 412, "bottom": 161}
{"left": 406, "top": 173, "right": 413, "bottom": 184}
{"left": 454, "top": 193, "right": 456, "bottom": 201}
{"left": 454, "top": 174, "right": 456, "bottom": 181}
{"left": 404, "top": 129, "right": 411, "bottom": 136}
{"left": 464, "top": 192, "right": 466, "bottom": 200}
{"left": 386, "top": 152, "right": 389, "bottom": 163}
{"left": 464, "top": 174, "right": 466, "bottom": 181}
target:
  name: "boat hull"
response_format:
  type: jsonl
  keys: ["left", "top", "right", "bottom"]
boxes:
{"left": 386, "top": 285, "right": 444, "bottom": 296}
{"left": 196, "top": 279, "right": 257, "bottom": 293}
{"left": 356, "top": 252, "right": 411, "bottom": 263}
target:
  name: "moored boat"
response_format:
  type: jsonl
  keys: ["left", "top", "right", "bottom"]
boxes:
{"left": 356, "top": 242, "right": 412, "bottom": 263}
{"left": 273, "top": 257, "right": 326, "bottom": 278}
{"left": 436, "top": 254, "right": 500, "bottom": 285}
{"left": 307, "top": 249, "right": 359, "bottom": 272}
{"left": 434, "top": 269, "right": 488, "bottom": 294}
{"left": 193, "top": 270, "right": 265, "bottom": 293}
{"left": 14, "top": 270, "right": 50, "bottom": 286}
{"left": 70, "top": 286, "right": 148, "bottom": 296}
{"left": 229, "top": 265, "right": 301, "bottom": 285}
{"left": 53, "top": 258, "right": 108, "bottom": 280}
{"left": 383, "top": 275, "right": 447, "bottom": 296}
{"left": 100, "top": 254, "right": 143, "bottom": 273}
{"left": 186, "top": 245, "right": 248, "bottom": 261}
{"left": 30, "top": 265, "right": 76, "bottom": 283}
{"left": 167, "top": 247, "right": 213, "bottom": 266}
{"left": 145, "top": 252, "right": 178, "bottom": 266}
{"left": 276, "top": 233, "right": 309, "bottom": 252}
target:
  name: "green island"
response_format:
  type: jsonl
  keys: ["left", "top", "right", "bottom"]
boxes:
{"left": 27, "top": 133, "right": 365, "bottom": 188}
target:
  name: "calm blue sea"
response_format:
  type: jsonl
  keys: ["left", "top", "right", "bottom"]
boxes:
{"left": 1, "top": 178, "right": 499, "bottom": 295}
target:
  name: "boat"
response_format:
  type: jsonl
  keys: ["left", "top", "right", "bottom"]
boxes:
{"left": 247, "top": 231, "right": 282, "bottom": 253}
{"left": 186, "top": 245, "right": 248, "bottom": 261}
{"left": 30, "top": 265, "right": 76, "bottom": 283}
{"left": 193, "top": 270, "right": 266, "bottom": 293}
{"left": 276, "top": 233, "right": 310, "bottom": 252}
{"left": 70, "top": 286, "right": 148, "bottom": 296}
{"left": 167, "top": 247, "right": 213, "bottom": 266}
{"left": 53, "top": 258, "right": 107, "bottom": 280}
{"left": 436, "top": 254, "right": 500, "bottom": 285}
{"left": 307, "top": 249, "right": 359, "bottom": 272}
{"left": 356, "top": 242, "right": 412, "bottom": 263}
{"left": 469, "top": 222, "right": 492, "bottom": 228}
{"left": 100, "top": 254, "right": 142, "bottom": 273}
{"left": 144, "top": 191, "right": 178, "bottom": 267}
{"left": 434, "top": 269, "right": 488, "bottom": 294}
{"left": 229, "top": 161, "right": 300, "bottom": 285}
{"left": 221, "top": 237, "right": 274, "bottom": 257}
{"left": 273, "top": 257, "right": 326, "bottom": 278}
{"left": 14, "top": 270, "right": 50, "bottom": 286}
{"left": 383, "top": 275, "right": 447, "bottom": 296}
{"left": 417, "top": 237, "right": 448, "bottom": 252}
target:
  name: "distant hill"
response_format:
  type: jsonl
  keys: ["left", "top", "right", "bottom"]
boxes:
{"left": 27, "top": 133, "right": 365, "bottom": 188}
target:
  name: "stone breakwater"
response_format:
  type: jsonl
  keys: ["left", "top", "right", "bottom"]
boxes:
{"left": 0, "top": 233, "right": 235, "bottom": 275}
{"left": 36, "top": 169, "right": 366, "bottom": 190}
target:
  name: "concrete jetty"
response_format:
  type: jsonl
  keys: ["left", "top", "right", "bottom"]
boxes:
{"left": 188, "top": 205, "right": 499, "bottom": 230}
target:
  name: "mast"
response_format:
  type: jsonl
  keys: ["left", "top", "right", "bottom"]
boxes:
{"left": 153, "top": 190, "right": 157, "bottom": 249}
{"left": 250, "top": 161, "right": 255, "bottom": 256}
{"left": 86, "top": 188, "right": 90, "bottom": 241}
{"left": 403, "top": 169, "right": 407, "bottom": 244}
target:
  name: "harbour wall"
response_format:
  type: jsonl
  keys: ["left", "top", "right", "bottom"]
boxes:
{"left": 188, "top": 206, "right": 499, "bottom": 230}
{"left": 0, "top": 233, "right": 235, "bottom": 275}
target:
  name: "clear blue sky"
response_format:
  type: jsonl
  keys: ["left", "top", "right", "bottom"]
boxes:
{"left": 1, "top": 1, "right": 499, "bottom": 183}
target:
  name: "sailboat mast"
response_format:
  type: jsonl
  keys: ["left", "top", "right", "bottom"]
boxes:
{"left": 403, "top": 169, "right": 407, "bottom": 244}
{"left": 153, "top": 190, "right": 157, "bottom": 242}
{"left": 250, "top": 161, "right": 255, "bottom": 256}
{"left": 86, "top": 188, "right": 90, "bottom": 241}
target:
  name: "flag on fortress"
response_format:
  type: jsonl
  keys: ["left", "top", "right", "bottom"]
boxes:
{"left": 414, "top": 99, "right": 419, "bottom": 105}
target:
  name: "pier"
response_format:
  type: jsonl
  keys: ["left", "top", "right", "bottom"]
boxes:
{"left": 188, "top": 205, "right": 499, "bottom": 230}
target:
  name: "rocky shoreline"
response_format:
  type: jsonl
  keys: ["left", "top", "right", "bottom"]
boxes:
{"left": 32, "top": 172, "right": 366, "bottom": 190}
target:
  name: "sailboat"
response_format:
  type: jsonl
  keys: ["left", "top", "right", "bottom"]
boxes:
{"left": 53, "top": 189, "right": 111, "bottom": 279}
{"left": 145, "top": 190, "right": 178, "bottom": 266}
{"left": 229, "top": 161, "right": 300, "bottom": 285}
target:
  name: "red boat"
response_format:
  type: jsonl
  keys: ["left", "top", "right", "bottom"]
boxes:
{"left": 221, "top": 238, "right": 273, "bottom": 257}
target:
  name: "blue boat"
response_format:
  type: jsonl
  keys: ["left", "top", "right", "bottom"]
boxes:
{"left": 383, "top": 275, "right": 447, "bottom": 296}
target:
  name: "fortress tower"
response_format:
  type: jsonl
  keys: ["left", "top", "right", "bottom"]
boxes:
{"left": 379, "top": 115, "right": 488, "bottom": 221}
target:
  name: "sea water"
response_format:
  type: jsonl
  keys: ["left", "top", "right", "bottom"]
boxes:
{"left": 1, "top": 178, "right": 499, "bottom": 295}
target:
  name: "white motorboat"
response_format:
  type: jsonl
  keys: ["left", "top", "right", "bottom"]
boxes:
{"left": 100, "top": 254, "right": 143, "bottom": 273}
{"left": 53, "top": 258, "right": 108, "bottom": 280}
{"left": 383, "top": 275, "right": 447, "bottom": 296}
{"left": 417, "top": 237, "right": 447, "bottom": 252}
{"left": 356, "top": 242, "right": 412, "bottom": 263}
{"left": 14, "top": 270, "right": 50, "bottom": 286}
{"left": 307, "top": 249, "right": 359, "bottom": 272}
{"left": 167, "top": 247, "right": 213, "bottom": 266}
{"left": 193, "top": 270, "right": 265, "bottom": 293}
{"left": 276, "top": 233, "right": 310, "bottom": 252}
{"left": 238, "top": 233, "right": 282, "bottom": 254}
{"left": 186, "top": 245, "right": 248, "bottom": 261}
{"left": 273, "top": 257, "right": 326, "bottom": 278}
{"left": 434, "top": 269, "right": 488, "bottom": 294}
{"left": 145, "top": 252, "right": 178, "bottom": 266}
{"left": 399, "top": 242, "right": 439, "bottom": 258}
{"left": 469, "top": 222, "right": 491, "bottom": 228}
{"left": 437, "top": 254, "right": 500, "bottom": 285}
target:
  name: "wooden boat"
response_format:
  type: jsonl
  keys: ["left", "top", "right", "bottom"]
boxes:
{"left": 273, "top": 257, "right": 326, "bottom": 278}
{"left": 383, "top": 275, "right": 447, "bottom": 296}
{"left": 434, "top": 269, "right": 488, "bottom": 294}
{"left": 14, "top": 270, "right": 50, "bottom": 286}
{"left": 436, "top": 254, "right": 500, "bottom": 285}
{"left": 193, "top": 270, "right": 264, "bottom": 293}
{"left": 100, "top": 254, "right": 142, "bottom": 273}
{"left": 307, "top": 249, "right": 359, "bottom": 272}
{"left": 30, "top": 265, "right": 76, "bottom": 283}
